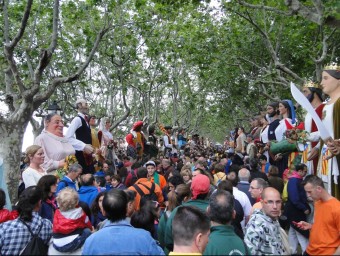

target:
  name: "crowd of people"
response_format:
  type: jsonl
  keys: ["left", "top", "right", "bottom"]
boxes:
{"left": 0, "top": 64, "right": 339, "bottom": 255}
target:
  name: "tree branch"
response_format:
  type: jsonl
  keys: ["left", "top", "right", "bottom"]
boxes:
{"left": 33, "top": 26, "right": 111, "bottom": 107}
{"left": 284, "top": 0, "right": 322, "bottom": 25}
{"left": 3, "top": 0, "right": 9, "bottom": 44}
{"left": 111, "top": 89, "right": 131, "bottom": 130}
{"left": 7, "top": 0, "right": 33, "bottom": 48}
{"left": 234, "top": 10, "right": 304, "bottom": 84}
{"left": 236, "top": 0, "right": 292, "bottom": 16}
{"left": 3, "top": 0, "right": 33, "bottom": 94}
{"left": 29, "top": 0, "right": 60, "bottom": 97}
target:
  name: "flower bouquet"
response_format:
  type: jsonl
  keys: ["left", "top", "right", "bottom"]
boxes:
{"left": 55, "top": 155, "right": 78, "bottom": 180}
{"left": 270, "top": 128, "right": 309, "bottom": 155}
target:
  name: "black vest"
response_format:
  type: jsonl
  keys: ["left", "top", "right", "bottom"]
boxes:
{"left": 268, "top": 119, "right": 280, "bottom": 141}
{"left": 75, "top": 115, "right": 92, "bottom": 144}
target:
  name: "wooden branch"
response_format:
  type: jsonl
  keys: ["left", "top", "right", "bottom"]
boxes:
{"left": 235, "top": 10, "right": 304, "bottom": 84}
{"left": 313, "top": 28, "right": 336, "bottom": 63}
{"left": 312, "top": 0, "right": 323, "bottom": 17}
{"left": 312, "top": 33, "right": 328, "bottom": 64}
{"left": 3, "top": 0, "right": 9, "bottom": 43}
{"left": 237, "top": 0, "right": 339, "bottom": 28}
{"left": 3, "top": 0, "right": 34, "bottom": 94}
{"left": 236, "top": 0, "right": 292, "bottom": 16}
{"left": 111, "top": 102, "right": 130, "bottom": 130}
{"left": 33, "top": 26, "right": 111, "bottom": 106}
{"left": 284, "top": 0, "right": 322, "bottom": 25}
{"left": 33, "top": 0, "right": 59, "bottom": 83}
{"left": 7, "top": 0, "right": 33, "bottom": 48}
{"left": 25, "top": 50, "right": 34, "bottom": 79}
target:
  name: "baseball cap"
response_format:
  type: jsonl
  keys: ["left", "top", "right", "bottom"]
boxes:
{"left": 191, "top": 174, "right": 210, "bottom": 199}
{"left": 144, "top": 160, "right": 156, "bottom": 167}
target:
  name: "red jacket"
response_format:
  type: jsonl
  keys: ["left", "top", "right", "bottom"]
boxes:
{"left": 53, "top": 208, "right": 92, "bottom": 234}
{"left": 0, "top": 209, "right": 19, "bottom": 224}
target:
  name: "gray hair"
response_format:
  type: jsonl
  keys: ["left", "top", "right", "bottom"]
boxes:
{"left": 45, "top": 113, "right": 59, "bottom": 123}
{"left": 68, "top": 163, "right": 82, "bottom": 173}
{"left": 238, "top": 168, "right": 250, "bottom": 182}
{"left": 75, "top": 99, "right": 86, "bottom": 109}
{"left": 252, "top": 178, "right": 268, "bottom": 189}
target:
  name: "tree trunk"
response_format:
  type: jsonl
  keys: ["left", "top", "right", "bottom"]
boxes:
{"left": 0, "top": 121, "right": 27, "bottom": 207}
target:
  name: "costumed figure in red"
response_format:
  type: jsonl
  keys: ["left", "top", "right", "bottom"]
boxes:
{"left": 125, "top": 121, "right": 146, "bottom": 160}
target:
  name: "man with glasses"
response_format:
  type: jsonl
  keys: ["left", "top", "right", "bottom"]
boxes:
{"left": 244, "top": 187, "right": 288, "bottom": 255}
{"left": 249, "top": 178, "right": 268, "bottom": 215}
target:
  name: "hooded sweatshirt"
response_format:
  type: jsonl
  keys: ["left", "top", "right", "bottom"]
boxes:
{"left": 78, "top": 185, "right": 99, "bottom": 207}
{"left": 244, "top": 209, "right": 286, "bottom": 255}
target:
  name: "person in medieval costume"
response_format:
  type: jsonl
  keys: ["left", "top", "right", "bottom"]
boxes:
{"left": 125, "top": 121, "right": 146, "bottom": 160}
{"left": 270, "top": 100, "right": 297, "bottom": 177}
{"left": 301, "top": 81, "right": 325, "bottom": 175}
{"left": 308, "top": 63, "right": 340, "bottom": 199}
{"left": 88, "top": 115, "right": 104, "bottom": 171}
{"left": 66, "top": 99, "right": 94, "bottom": 174}
{"left": 163, "top": 126, "right": 173, "bottom": 158}
{"left": 98, "top": 117, "right": 118, "bottom": 173}
{"left": 144, "top": 125, "right": 158, "bottom": 159}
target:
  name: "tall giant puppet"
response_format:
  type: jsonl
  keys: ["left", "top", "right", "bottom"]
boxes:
{"left": 308, "top": 64, "right": 340, "bottom": 199}
{"left": 66, "top": 99, "right": 94, "bottom": 174}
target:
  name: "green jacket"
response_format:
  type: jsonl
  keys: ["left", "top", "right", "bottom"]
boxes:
{"left": 164, "top": 199, "right": 209, "bottom": 253}
{"left": 204, "top": 225, "right": 249, "bottom": 255}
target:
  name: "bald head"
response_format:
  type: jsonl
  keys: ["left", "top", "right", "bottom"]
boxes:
{"left": 261, "top": 187, "right": 282, "bottom": 219}
{"left": 238, "top": 168, "right": 250, "bottom": 182}
{"left": 261, "top": 187, "right": 280, "bottom": 200}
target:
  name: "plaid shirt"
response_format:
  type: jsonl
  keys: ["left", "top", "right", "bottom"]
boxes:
{"left": 0, "top": 212, "right": 52, "bottom": 255}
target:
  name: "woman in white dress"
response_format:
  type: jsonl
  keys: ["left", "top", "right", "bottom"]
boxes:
{"left": 273, "top": 100, "right": 297, "bottom": 177}
{"left": 98, "top": 118, "right": 118, "bottom": 172}
{"left": 259, "top": 114, "right": 270, "bottom": 161}
{"left": 22, "top": 145, "right": 46, "bottom": 187}
{"left": 275, "top": 100, "right": 297, "bottom": 142}
{"left": 35, "top": 113, "right": 75, "bottom": 173}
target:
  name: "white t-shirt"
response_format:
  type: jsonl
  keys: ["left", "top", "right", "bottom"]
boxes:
{"left": 233, "top": 186, "right": 252, "bottom": 229}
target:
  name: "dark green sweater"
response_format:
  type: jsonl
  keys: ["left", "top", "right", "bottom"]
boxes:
{"left": 203, "top": 225, "right": 249, "bottom": 255}
{"left": 164, "top": 199, "right": 209, "bottom": 252}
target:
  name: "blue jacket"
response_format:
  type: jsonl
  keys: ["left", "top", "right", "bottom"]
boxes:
{"left": 38, "top": 200, "right": 56, "bottom": 223}
{"left": 237, "top": 182, "right": 255, "bottom": 205}
{"left": 82, "top": 219, "right": 164, "bottom": 255}
{"left": 94, "top": 170, "right": 105, "bottom": 177}
{"left": 56, "top": 176, "right": 77, "bottom": 195}
{"left": 225, "top": 159, "right": 232, "bottom": 174}
{"left": 284, "top": 173, "right": 310, "bottom": 238}
{"left": 78, "top": 186, "right": 99, "bottom": 207}
{"left": 287, "top": 175, "right": 309, "bottom": 212}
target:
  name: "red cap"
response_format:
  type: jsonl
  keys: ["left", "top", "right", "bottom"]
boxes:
{"left": 132, "top": 121, "right": 143, "bottom": 131}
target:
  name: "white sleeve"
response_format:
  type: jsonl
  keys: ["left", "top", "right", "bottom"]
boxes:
{"left": 275, "top": 122, "right": 286, "bottom": 142}
{"left": 308, "top": 131, "right": 320, "bottom": 142}
{"left": 163, "top": 135, "right": 172, "bottom": 149}
{"left": 22, "top": 170, "right": 37, "bottom": 187}
{"left": 65, "top": 117, "right": 86, "bottom": 151}
{"left": 34, "top": 138, "right": 59, "bottom": 172}
{"left": 243, "top": 195, "right": 252, "bottom": 217}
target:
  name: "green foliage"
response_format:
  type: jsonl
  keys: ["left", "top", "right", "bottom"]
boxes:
{"left": 2, "top": 0, "right": 339, "bottom": 143}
